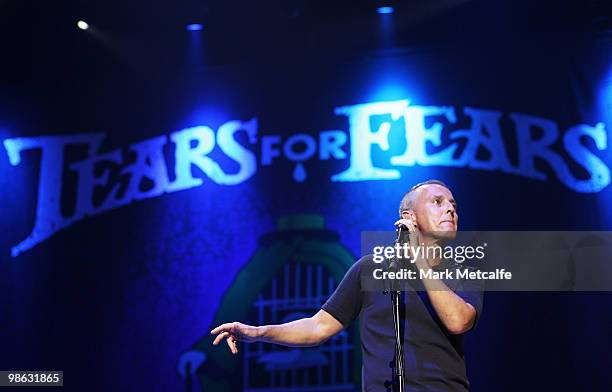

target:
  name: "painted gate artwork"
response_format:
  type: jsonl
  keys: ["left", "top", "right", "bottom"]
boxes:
{"left": 244, "top": 262, "right": 354, "bottom": 391}
{"left": 190, "top": 215, "right": 361, "bottom": 391}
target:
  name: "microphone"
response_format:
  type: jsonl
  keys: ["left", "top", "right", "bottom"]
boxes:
{"left": 396, "top": 223, "right": 408, "bottom": 232}
{"left": 395, "top": 222, "right": 413, "bottom": 245}
{"left": 384, "top": 221, "right": 414, "bottom": 294}
{"left": 389, "top": 223, "right": 409, "bottom": 272}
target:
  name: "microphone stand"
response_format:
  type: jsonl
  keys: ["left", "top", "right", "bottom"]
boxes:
{"left": 384, "top": 226, "right": 407, "bottom": 392}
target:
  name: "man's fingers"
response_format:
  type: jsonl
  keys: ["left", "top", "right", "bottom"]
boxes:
{"left": 395, "top": 218, "right": 414, "bottom": 225}
{"left": 211, "top": 323, "right": 233, "bottom": 335}
{"left": 227, "top": 336, "right": 238, "bottom": 354}
{"left": 211, "top": 322, "right": 249, "bottom": 352}
{"left": 213, "top": 331, "right": 229, "bottom": 345}
{"left": 395, "top": 219, "right": 417, "bottom": 233}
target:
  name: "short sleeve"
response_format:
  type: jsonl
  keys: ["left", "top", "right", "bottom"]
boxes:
{"left": 321, "top": 258, "right": 364, "bottom": 327}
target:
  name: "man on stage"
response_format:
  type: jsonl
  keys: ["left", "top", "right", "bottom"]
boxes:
{"left": 211, "top": 179, "right": 484, "bottom": 391}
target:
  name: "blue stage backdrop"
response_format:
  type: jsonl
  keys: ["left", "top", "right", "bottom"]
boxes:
{"left": 0, "top": 30, "right": 611, "bottom": 391}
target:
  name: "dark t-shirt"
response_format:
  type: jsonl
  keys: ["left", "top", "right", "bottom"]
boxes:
{"left": 322, "top": 255, "right": 484, "bottom": 392}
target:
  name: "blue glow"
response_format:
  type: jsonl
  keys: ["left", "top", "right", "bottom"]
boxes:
{"left": 601, "top": 67, "right": 612, "bottom": 133}
{"left": 363, "top": 63, "right": 422, "bottom": 103}
{"left": 187, "top": 26, "right": 205, "bottom": 69}
{"left": 377, "top": 6, "right": 394, "bottom": 14}
{"left": 183, "top": 106, "right": 230, "bottom": 130}
{"left": 595, "top": 64, "right": 612, "bottom": 227}
{"left": 186, "top": 23, "right": 203, "bottom": 31}
{"left": 369, "top": 83, "right": 411, "bottom": 103}
{"left": 356, "top": 53, "right": 426, "bottom": 104}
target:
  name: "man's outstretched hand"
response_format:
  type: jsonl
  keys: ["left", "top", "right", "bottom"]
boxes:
{"left": 211, "top": 322, "right": 261, "bottom": 354}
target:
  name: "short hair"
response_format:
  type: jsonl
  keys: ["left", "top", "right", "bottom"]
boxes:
{"left": 398, "top": 179, "right": 450, "bottom": 217}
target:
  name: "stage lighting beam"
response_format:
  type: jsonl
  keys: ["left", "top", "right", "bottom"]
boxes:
{"left": 186, "top": 23, "right": 204, "bottom": 31}
{"left": 377, "top": 7, "right": 395, "bottom": 15}
{"left": 77, "top": 20, "right": 89, "bottom": 30}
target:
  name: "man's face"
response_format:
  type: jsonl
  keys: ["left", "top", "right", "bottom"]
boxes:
{"left": 407, "top": 184, "right": 458, "bottom": 239}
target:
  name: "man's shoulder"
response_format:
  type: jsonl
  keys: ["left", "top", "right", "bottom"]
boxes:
{"left": 354, "top": 254, "right": 379, "bottom": 271}
{"left": 357, "top": 254, "right": 375, "bottom": 264}
{"left": 342, "top": 254, "right": 376, "bottom": 278}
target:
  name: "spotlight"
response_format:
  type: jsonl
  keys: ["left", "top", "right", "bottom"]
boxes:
{"left": 77, "top": 20, "right": 89, "bottom": 30}
{"left": 377, "top": 6, "right": 394, "bottom": 14}
{"left": 186, "top": 23, "right": 204, "bottom": 31}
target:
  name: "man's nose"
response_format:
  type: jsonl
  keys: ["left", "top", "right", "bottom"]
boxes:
{"left": 443, "top": 201, "right": 455, "bottom": 216}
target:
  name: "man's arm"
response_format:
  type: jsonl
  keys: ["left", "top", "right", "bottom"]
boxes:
{"left": 211, "top": 309, "right": 344, "bottom": 354}
{"left": 418, "top": 271, "right": 477, "bottom": 335}
{"left": 396, "top": 216, "right": 478, "bottom": 335}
